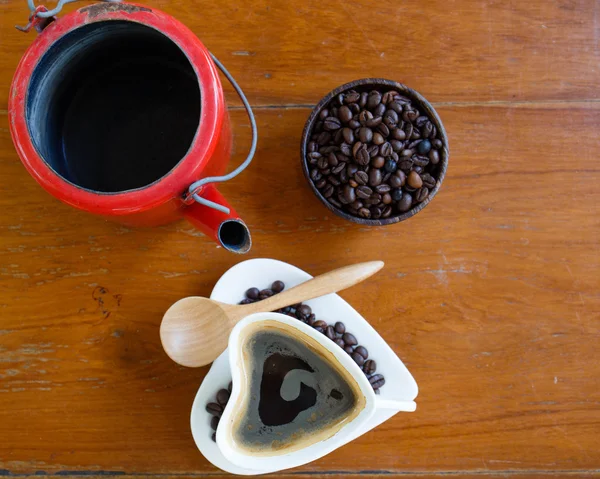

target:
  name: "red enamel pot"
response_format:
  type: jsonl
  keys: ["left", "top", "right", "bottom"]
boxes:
{"left": 9, "top": 2, "right": 252, "bottom": 253}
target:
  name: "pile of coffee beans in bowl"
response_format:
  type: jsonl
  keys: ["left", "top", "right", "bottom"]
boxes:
{"left": 301, "top": 79, "right": 448, "bottom": 225}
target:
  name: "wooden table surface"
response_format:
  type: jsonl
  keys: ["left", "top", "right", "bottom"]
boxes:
{"left": 1, "top": 1, "right": 599, "bottom": 478}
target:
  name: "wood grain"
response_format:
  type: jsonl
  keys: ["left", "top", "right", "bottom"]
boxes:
{"left": 1, "top": 0, "right": 600, "bottom": 477}
{"left": 1, "top": 0, "right": 600, "bottom": 108}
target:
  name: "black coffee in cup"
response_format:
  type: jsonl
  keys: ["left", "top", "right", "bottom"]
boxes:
{"left": 229, "top": 321, "right": 365, "bottom": 455}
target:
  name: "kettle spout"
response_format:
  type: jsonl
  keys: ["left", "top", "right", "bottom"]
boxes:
{"left": 183, "top": 185, "right": 251, "bottom": 254}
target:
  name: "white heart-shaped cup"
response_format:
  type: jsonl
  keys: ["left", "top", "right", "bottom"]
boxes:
{"left": 216, "top": 312, "right": 416, "bottom": 472}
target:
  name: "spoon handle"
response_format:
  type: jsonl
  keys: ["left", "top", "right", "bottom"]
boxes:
{"left": 239, "top": 261, "right": 384, "bottom": 315}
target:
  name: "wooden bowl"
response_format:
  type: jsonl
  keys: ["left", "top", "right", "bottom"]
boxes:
{"left": 300, "top": 79, "right": 449, "bottom": 225}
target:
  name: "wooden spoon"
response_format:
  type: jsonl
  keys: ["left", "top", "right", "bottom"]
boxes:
{"left": 160, "top": 261, "right": 384, "bottom": 367}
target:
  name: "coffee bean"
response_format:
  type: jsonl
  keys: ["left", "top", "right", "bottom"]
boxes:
{"left": 359, "top": 92, "right": 368, "bottom": 108}
{"left": 422, "top": 173, "right": 436, "bottom": 189}
{"left": 432, "top": 138, "right": 443, "bottom": 149}
{"left": 351, "top": 141, "right": 363, "bottom": 158}
{"left": 322, "top": 184, "right": 334, "bottom": 198}
{"left": 211, "top": 432, "right": 216, "bottom": 442}
{"left": 356, "top": 147, "right": 370, "bottom": 166}
{"left": 348, "top": 119, "right": 361, "bottom": 129}
{"left": 369, "top": 374, "right": 386, "bottom": 389}
{"left": 377, "top": 123, "right": 390, "bottom": 137}
{"left": 367, "top": 145, "right": 379, "bottom": 158}
{"left": 345, "top": 91, "right": 360, "bottom": 103}
{"left": 404, "top": 122, "right": 413, "bottom": 139}
{"left": 375, "top": 184, "right": 391, "bottom": 194}
{"left": 343, "top": 332, "right": 358, "bottom": 346}
{"left": 342, "top": 127, "right": 354, "bottom": 144}
{"left": 408, "top": 170, "right": 423, "bottom": 188}
{"left": 228, "top": 381, "right": 233, "bottom": 392}
{"left": 354, "top": 171, "right": 368, "bottom": 186}
{"left": 313, "top": 320, "right": 327, "bottom": 330}
{"left": 323, "top": 117, "right": 341, "bottom": 131}
{"left": 332, "top": 163, "right": 345, "bottom": 174}
{"left": 333, "top": 129, "right": 344, "bottom": 144}
{"left": 358, "top": 110, "right": 373, "bottom": 125}
{"left": 363, "top": 359, "right": 377, "bottom": 375}
{"left": 328, "top": 175, "right": 341, "bottom": 186}
{"left": 382, "top": 192, "right": 392, "bottom": 204}
{"left": 246, "top": 287, "right": 259, "bottom": 300}
{"left": 259, "top": 289, "right": 273, "bottom": 299}
{"left": 358, "top": 127, "right": 373, "bottom": 143}
{"left": 381, "top": 205, "right": 392, "bottom": 217}
{"left": 429, "top": 149, "right": 440, "bottom": 165}
{"left": 317, "top": 156, "right": 328, "bottom": 169}
{"left": 326, "top": 326, "right": 336, "bottom": 340}
{"left": 366, "top": 116, "right": 382, "bottom": 128}
{"left": 367, "top": 91, "right": 382, "bottom": 109}
{"left": 310, "top": 169, "right": 321, "bottom": 182}
{"left": 216, "top": 389, "right": 230, "bottom": 406}
{"left": 308, "top": 141, "right": 319, "bottom": 153}
{"left": 370, "top": 206, "right": 382, "bottom": 219}
{"left": 328, "top": 152, "right": 339, "bottom": 167}
{"left": 422, "top": 120, "right": 434, "bottom": 138}
{"left": 380, "top": 142, "right": 393, "bottom": 157}
{"left": 398, "top": 192, "right": 413, "bottom": 212}
{"left": 342, "top": 184, "right": 356, "bottom": 204}
{"left": 352, "top": 352, "right": 365, "bottom": 366}
{"left": 384, "top": 159, "right": 397, "bottom": 173}
{"left": 319, "top": 108, "right": 329, "bottom": 120}
{"left": 211, "top": 415, "right": 220, "bottom": 431}
{"left": 338, "top": 105, "right": 353, "bottom": 123}
{"left": 392, "top": 188, "right": 403, "bottom": 201}
{"left": 335, "top": 321, "right": 346, "bottom": 334}
{"left": 392, "top": 128, "right": 406, "bottom": 140}
{"left": 314, "top": 326, "right": 324, "bottom": 333}
{"left": 307, "top": 314, "right": 316, "bottom": 325}
{"left": 365, "top": 194, "right": 381, "bottom": 205}
{"left": 334, "top": 338, "right": 345, "bottom": 348}
{"left": 358, "top": 207, "right": 371, "bottom": 218}
{"left": 389, "top": 100, "right": 403, "bottom": 114}
{"left": 372, "top": 132, "right": 384, "bottom": 146}
{"left": 418, "top": 139, "right": 431, "bottom": 154}
{"left": 297, "top": 304, "right": 312, "bottom": 318}
{"left": 413, "top": 155, "right": 430, "bottom": 167}
{"left": 373, "top": 103, "right": 386, "bottom": 117}
{"left": 206, "top": 403, "right": 223, "bottom": 417}
{"left": 356, "top": 186, "right": 373, "bottom": 199}
{"left": 383, "top": 109, "right": 399, "bottom": 127}
{"left": 399, "top": 159, "right": 413, "bottom": 171}
{"left": 369, "top": 168, "right": 382, "bottom": 187}
{"left": 315, "top": 178, "right": 326, "bottom": 189}
{"left": 371, "top": 155, "right": 385, "bottom": 169}
{"left": 391, "top": 140, "right": 404, "bottom": 152}
{"left": 416, "top": 187, "right": 429, "bottom": 202}
{"left": 343, "top": 345, "right": 353, "bottom": 355}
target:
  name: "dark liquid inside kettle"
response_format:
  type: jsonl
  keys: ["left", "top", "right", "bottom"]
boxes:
{"left": 26, "top": 21, "right": 201, "bottom": 192}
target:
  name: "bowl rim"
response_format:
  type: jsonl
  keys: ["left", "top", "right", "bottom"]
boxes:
{"left": 300, "top": 78, "right": 449, "bottom": 226}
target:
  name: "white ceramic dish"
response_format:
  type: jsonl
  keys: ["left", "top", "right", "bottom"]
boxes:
{"left": 190, "top": 258, "right": 418, "bottom": 475}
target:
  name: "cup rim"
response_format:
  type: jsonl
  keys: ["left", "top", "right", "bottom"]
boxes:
{"left": 9, "top": 4, "right": 225, "bottom": 215}
{"left": 300, "top": 78, "right": 449, "bottom": 225}
{"left": 217, "top": 312, "right": 376, "bottom": 470}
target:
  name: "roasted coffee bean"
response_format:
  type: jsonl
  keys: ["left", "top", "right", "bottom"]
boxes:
{"left": 367, "top": 91, "right": 382, "bottom": 109}
{"left": 416, "top": 187, "right": 430, "bottom": 202}
{"left": 380, "top": 142, "right": 393, "bottom": 157}
{"left": 348, "top": 179, "right": 358, "bottom": 188}
{"left": 356, "top": 185, "right": 373, "bottom": 199}
{"left": 308, "top": 141, "right": 319, "bottom": 153}
{"left": 429, "top": 149, "right": 440, "bottom": 165}
{"left": 319, "top": 108, "right": 329, "bottom": 120}
{"left": 373, "top": 103, "right": 386, "bottom": 117}
{"left": 334, "top": 338, "right": 345, "bottom": 348}
{"left": 383, "top": 109, "right": 399, "bottom": 127}
{"left": 369, "top": 374, "right": 386, "bottom": 389}
{"left": 339, "top": 142, "right": 352, "bottom": 157}
{"left": 432, "top": 138, "right": 443, "bottom": 149}
{"left": 366, "top": 146, "right": 378, "bottom": 159}
{"left": 370, "top": 206, "right": 382, "bottom": 219}
{"left": 322, "top": 184, "right": 334, "bottom": 198}
{"left": 211, "top": 432, "right": 216, "bottom": 442}
{"left": 210, "top": 416, "right": 220, "bottom": 431}
{"left": 354, "top": 171, "right": 369, "bottom": 185}
{"left": 398, "top": 192, "right": 413, "bottom": 212}
{"left": 216, "top": 389, "right": 230, "bottom": 406}
{"left": 246, "top": 287, "right": 260, "bottom": 300}
{"left": 422, "top": 120, "right": 434, "bottom": 138}
{"left": 314, "top": 326, "right": 324, "bottom": 334}
{"left": 369, "top": 168, "right": 382, "bottom": 187}
{"left": 259, "top": 290, "right": 273, "bottom": 301}
{"left": 363, "top": 359, "right": 377, "bottom": 375}
{"left": 392, "top": 127, "right": 406, "bottom": 140}
{"left": 382, "top": 205, "right": 392, "bottom": 217}
{"left": 404, "top": 122, "right": 414, "bottom": 139}
{"left": 422, "top": 173, "right": 436, "bottom": 189}
{"left": 365, "top": 195, "right": 381, "bottom": 206}
{"left": 343, "top": 332, "right": 358, "bottom": 346}
{"left": 326, "top": 326, "right": 336, "bottom": 340}
{"left": 356, "top": 147, "right": 370, "bottom": 166}
{"left": 413, "top": 155, "right": 430, "bottom": 167}
{"left": 348, "top": 119, "right": 361, "bottom": 129}
{"left": 323, "top": 117, "right": 341, "bottom": 131}
{"left": 388, "top": 174, "right": 403, "bottom": 188}
{"left": 315, "top": 178, "right": 326, "bottom": 189}
{"left": 418, "top": 139, "right": 431, "bottom": 154}
{"left": 313, "top": 320, "right": 327, "bottom": 329}
{"left": 206, "top": 403, "right": 223, "bottom": 417}
{"left": 358, "top": 110, "right": 373, "bottom": 125}
{"left": 389, "top": 100, "right": 403, "bottom": 114}
{"left": 328, "top": 152, "right": 339, "bottom": 167}
{"left": 347, "top": 163, "right": 359, "bottom": 177}
{"left": 333, "top": 128, "right": 344, "bottom": 144}
{"left": 310, "top": 169, "right": 322, "bottom": 181}
{"left": 239, "top": 298, "right": 253, "bottom": 305}
{"left": 342, "top": 184, "right": 356, "bottom": 204}
{"left": 359, "top": 91, "right": 368, "bottom": 108}
{"left": 382, "top": 171, "right": 392, "bottom": 182}
{"left": 358, "top": 127, "right": 373, "bottom": 143}
{"left": 307, "top": 313, "right": 316, "bottom": 325}
{"left": 382, "top": 192, "right": 392, "bottom": 204}
{"left": 352, "top": 351, "right": 365, "bottom": 367}
{"left": 392, "top": 188, "right": 403, "bottom": 202}
{"left": 375, "top": 184, "right": 391, "bottom": 194}
{"left": 342, "top": 127, "right": 355, "bottom": 144}
{"left": 297, "top": 304, "right": 312, "bottom": 318}
{"left": 345, "top": 91, "right": 360, "bottom": 103}
{"left": 355, "top": 345, "right": 369, "bottom": 359}
{"left": 332, "top": 163, "right": 345, "bottom": 175}
{"left": 328, "top": 175, "right": 341, "bottom": 186}
{"left": 391, "top": 140, "right": 404, "bottom": 152}
{"left": 371, "top": 155, "right": 385, "bottom": 169}
{"left": 377, "top": 123, "right": 390, "bottom": 137}
{"left": 338, "top": 105, "right": 353, "bottom": 123}
{"left": 335, "top": 321, "right": 346, "bottom": 334}
{"left": 384, "top": 159, "right": 397, "bottom": 173}
{"left": 408, "top": 170, "right": 423, "bottom": 188}
{"left": 372, "top": 132, "right": 384, "bottom": 145}
{"left": 366, "top": 116, "right": 382, "bottom": 128}
{"left": 399, "top": 159, "right": 413, "bottom": 171}
{"left": 381, "top": 90, "right": 396, "bottom": 104}
{"left": 358, "top": 207, "right": 371, "bottom": 218}
{"left": 271, "top": 280, "right": 285, "bottom": 293}
{"left": 317, "top": 156, "right": 328, "bottom": 169}
{"left": 401, "top": 148, "right": 414, "bottom": 159}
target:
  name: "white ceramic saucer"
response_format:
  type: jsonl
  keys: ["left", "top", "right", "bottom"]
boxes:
{"left": 190, "top": 258, "right": 418, "bottom": 475}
